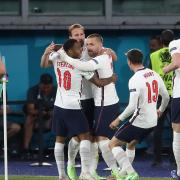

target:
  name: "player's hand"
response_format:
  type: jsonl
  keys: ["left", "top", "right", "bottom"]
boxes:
{"left": 101, "top": 48, "right": 117, "bottom": 61}
{"left": 111, "top": 73, "right": 118, "bottom": 83}
{"left": 162, "top": 66, "right": 168, "bottom": 74}
{"left": 157, "top": 109, "right": 163, "bottom": 118}
{"left": 101, "top": 48, "right": 112, "bottom": 57}
{"left": 44, "top": 43, "right": 56, "bottom": 56}
{"left": 109, "top": 117, "right": 120, "bottom": 130}
{"left": 54, "top": 44, "right": 62, "bottom": 51}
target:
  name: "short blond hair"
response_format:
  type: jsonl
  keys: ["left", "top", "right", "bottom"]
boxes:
{"left": 68, "top": 23, "right": 85, "bottom": 36}
{"left": 87, "top": 33, "right": 103, "bottom": 43}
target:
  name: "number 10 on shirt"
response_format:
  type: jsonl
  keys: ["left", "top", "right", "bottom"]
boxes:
{"left": 57, "top": 68, "right": 71, "bottom": 90}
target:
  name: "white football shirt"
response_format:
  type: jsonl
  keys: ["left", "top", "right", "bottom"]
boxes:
{"left": 52, "top": 55, "right": 94, "bottom": 109}
{"left": 91, "top": 54, "right": 119, "bottom": 106}
{"left": 80, "top": 43, "right": 93, "bottom": 100}
{"left": 119, "top": 68, "right": 169, "bottom": 128}
{"left": 59, "top": 51, "right": 119, "bottom": 106}
{"left": 169, "top": 39, "right": 180, "bottom": 98}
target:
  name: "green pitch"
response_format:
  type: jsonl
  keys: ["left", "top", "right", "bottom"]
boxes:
{"left": 0, "top": 176, "right": 57, "bottom": 180}
{"left": 0, "top": 176, "right": 171, "bottom": 180}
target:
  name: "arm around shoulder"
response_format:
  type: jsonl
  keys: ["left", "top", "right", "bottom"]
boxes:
{"left": 40, "top": 53, "right": 53, "bottom": 68}
{"left": 60, "top": 50, "right": 98, "bottom": 71}
{"left": 40, "top": 43, "right": 57, "bottom": 68}
{"left": 89, "top": 73, "right": 117, "bottom": 87}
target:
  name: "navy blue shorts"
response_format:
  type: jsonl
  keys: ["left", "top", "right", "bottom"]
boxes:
{"left": 171, "top": 97, "right": 180, "bottom": 123}
{"left": 52, "top": 106, "right": 89, "bottom": 138}
{"left": 94, "top": 103, "right": 120, "bottom": 139}
{"left": 114, "top": 121, "right": 154, "bottom": 143}
{"left": 81, "top": 98, "right": 95, "bottom": 130}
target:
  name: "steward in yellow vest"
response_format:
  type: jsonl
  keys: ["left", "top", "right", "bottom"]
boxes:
{"left": 150, "top": 47, "right": 173, "bottom": 96}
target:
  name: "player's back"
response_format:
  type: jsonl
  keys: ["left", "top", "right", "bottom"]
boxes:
{"left": 130, "top": 68, "right": 165, "bottom": 128}
{"left": 169, "top": 39, "right": 180, "bottom": 98}
{"left": 53, "top": 59, "right": 89, "bottom": 109}
{"left": 92, "top": 54, "right": 119, "bottom": 106}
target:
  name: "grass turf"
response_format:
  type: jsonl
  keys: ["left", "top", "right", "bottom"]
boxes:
{"left": 0, "top": 176, "right": 57, "bottom": 180}
{"left": 0, "top": 176, "right": 171, "bottom": 180}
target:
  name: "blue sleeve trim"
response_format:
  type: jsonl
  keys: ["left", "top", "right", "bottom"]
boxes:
{"left": 129, "top": 88, "right": 136, "bottom": 92}
{"left": 92, "top": 59, "right": 99, "bottom": 64}
{"left": 170, "top": 47, "right": 177, "bottom": 53}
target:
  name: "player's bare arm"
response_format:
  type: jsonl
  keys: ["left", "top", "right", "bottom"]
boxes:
{"left": 110, "top": 86, "right": 139, "bottom": 130}
{"left": 41, "top": 43, "right": 62, "bottom": 68}
{"left": 41, "top": 44, "right": 55, "bottom": 68}
{"left": 109, "top": 117, "right": 121, "bottom": 130}
{"left": 157, "top": 109, "right": 163, "bottom": 119}
{"left": 89, "top": 73, "right": 117, "bottom": 87}
{"left": 157, "top": 76, "right": 170, "bottom": 116}
{"left": 58, "top": 49, "right": 98, "bottom": 71}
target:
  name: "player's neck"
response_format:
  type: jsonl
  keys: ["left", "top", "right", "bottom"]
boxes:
{"left": 133, "top": 65, "right": 145, "bottom": 72}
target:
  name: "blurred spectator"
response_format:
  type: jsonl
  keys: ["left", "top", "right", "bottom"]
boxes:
{"left": 0, "top": 58, "right": 6, "bottom": 78}
{"left": 22, "top": 73, "right": 56, "bottom": 159}
{"left": 149, "top": 35, "right": 162, "bottom": 54}
{"left": 145, "top": 36, "right": 162, "bottom": 68}
{"left": 0, "top": 105, "right": 22, "bottom": 157}
{"left": 1, "top": 57, "right": 21, "bottom": 156}
{"left": 0, "top": 105, "right": 21, "bottom": 138}
{"left": 150, "top": 30, "right": 175, "bottom": 166}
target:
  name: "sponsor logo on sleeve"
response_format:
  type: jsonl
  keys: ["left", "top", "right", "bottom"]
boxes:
{"left": 92, "top": 59, "right": 99, "bottom": 64}
{"left": 170, "top": 47, "right": 177, "bottom": 53}
{"left": 130, "top": 88, "right": 136, "bottom": 92}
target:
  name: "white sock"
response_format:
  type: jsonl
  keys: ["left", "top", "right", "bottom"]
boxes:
{"left": 112, "top": 146, "right": 135, "bottom": 174}
{"left": 79, "top": 140, "right": 91, "bottom": 173}
{"left": 68, "top": 138, "right": 80, "bottom": 166}
{"left": 54, "top": 142, "right": 65, "bottom": 178}
{"left": 90, "top": 142, "right": 99, "bottom": 174}
{"left": 126, "top": 148, "right": 135, "bottom": 163}
{"left": 98, "top": 140, "right": 118, "bottom": 171}
{"left": 173, "top": 132, "right": 180, "bottom": 176}
{"left": 120, "top": 148, "right": 135, "bottom": 175}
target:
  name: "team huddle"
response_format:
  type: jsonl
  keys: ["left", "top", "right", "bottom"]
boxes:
{"left": 41, "top": 24, "right": 180, "bottom": 180}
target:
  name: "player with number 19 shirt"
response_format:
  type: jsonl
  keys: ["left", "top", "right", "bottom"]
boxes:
{"left": 121, "top": 67, "right": 169, "bottom": 129}
{"left": 108, "top": 49, "right": 169, "bottom": 180}
{"left": 109, "top": 49, "right": 169, "bottom": 142}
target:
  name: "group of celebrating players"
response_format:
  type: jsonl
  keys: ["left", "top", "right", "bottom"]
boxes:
{"left": 40, "top": 24, "right": 180, "bottom": 180}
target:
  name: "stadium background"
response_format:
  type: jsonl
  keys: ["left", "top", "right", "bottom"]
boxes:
{"left": 1, "top": 0, "right": 180, "bottom": 148}
{"left": 0, "top": 0, "right": 180, "bottom": 103}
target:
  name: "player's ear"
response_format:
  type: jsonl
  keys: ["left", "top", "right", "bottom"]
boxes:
{"left": 127, "top": 59, "right": 131, "bottom": 66}
{"left": 69, "top": 49, "right": 73, "bottom": 56}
